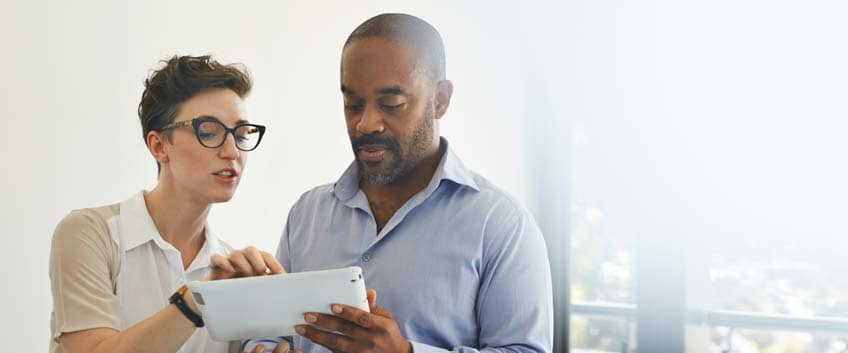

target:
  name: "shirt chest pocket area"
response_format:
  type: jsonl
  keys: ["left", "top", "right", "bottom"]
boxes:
{"left": 114, "top": 251, "right": 172, "bottom": 329}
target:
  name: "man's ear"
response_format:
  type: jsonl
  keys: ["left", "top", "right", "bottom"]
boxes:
{"left": 146, "top": 131, "right": 170, "bottom": 164}
{"left": 434, "top": 80, "right": 453, "bottom": 120}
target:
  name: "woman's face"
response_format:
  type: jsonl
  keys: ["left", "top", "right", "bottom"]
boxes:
{"left": 158, "top": 88, "right": 250, "bottom": 205}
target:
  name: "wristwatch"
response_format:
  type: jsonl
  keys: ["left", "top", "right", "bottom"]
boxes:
{"left": 169, "top": 284, "right": 205, "bottom": 327}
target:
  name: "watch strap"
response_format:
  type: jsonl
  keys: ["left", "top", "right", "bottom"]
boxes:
{"left": 169, "top": 284, "right": 204, "bottom": 328}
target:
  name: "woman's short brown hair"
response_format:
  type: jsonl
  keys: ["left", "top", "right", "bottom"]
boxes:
{"left": 138, "top": 55, "right": 252, "bottom": 144}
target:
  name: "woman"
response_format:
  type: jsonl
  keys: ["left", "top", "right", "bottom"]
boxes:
{"left": 49, "top": 55, "right": 291, "bottom": 353}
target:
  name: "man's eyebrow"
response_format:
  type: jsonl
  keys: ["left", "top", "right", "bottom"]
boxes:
{"left": 341, "top": 85, "right": 405, "bottom": 96}
{"left": 377, "top": 86, "right": 404, "bottom": 95}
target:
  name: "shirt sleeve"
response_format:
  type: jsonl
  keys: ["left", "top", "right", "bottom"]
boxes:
{"left": 275, "top": 199, "right": 296, "bottom": 273}
{"left": 50, "top": 210, "right": 121, "bottom": 341}
{"left": 411, "top": 197, "right": 554, "bottom": 353}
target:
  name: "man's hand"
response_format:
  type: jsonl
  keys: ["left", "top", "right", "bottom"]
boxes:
{"left": 207, "top": 246, "right": 286, "bottom": 281}
{"left": 243, "top": 340, "right": 302, "bottom": 353}
{"left": 296, "top": 289, "right": 412, "bottom": 353}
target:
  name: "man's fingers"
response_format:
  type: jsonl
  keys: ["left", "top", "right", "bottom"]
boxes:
{"left": 330, "top": 304, "right": 384, "bottom": 329}
{"left": 272, "top": 341, "right": 291, "bottom": 353}
{"left": 244, "top": 340, "right": 287, "bottom": 353}
{"left": 372, "top": 304, "right": 393, "bottom": 319}
{"left": 364, "top": 288, "right": 392, "bottom": 317}
{"left": 261, "top": 251, "right": 286, "bottom": 274}
{"left": 248, "top": 343, "right": 266, "bottom": 353}
{"left": 304, "top": 312, "right": 365, "bottom": 338}
{"left": 366, "top": 289, "right": 377, "bottom": 310}
{"left": 297, "top": 325, "right": 356, "bottom": 352}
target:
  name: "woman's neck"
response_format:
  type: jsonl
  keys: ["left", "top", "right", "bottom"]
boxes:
{"left": 144, "top": 182, "right": 210, "bottom": 269}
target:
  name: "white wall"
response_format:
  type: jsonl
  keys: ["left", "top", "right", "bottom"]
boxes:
{"left": 0, "top": 1, "right": 567, "bottom": 350}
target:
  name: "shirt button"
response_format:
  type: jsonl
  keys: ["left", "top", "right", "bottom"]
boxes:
{"left": 362, "top": 253, "right": 372, "bottom": 262}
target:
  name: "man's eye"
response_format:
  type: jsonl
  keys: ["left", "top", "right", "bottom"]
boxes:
{"left": 345, "top": 105, "right": 363, "bottom": 112}
{"left": 381, "top": 103, "right": 405, "bottom": 112}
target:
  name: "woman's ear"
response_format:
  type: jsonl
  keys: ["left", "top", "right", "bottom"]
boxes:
{"left": 146, "top": 131, "right": 169, "bottom": 164}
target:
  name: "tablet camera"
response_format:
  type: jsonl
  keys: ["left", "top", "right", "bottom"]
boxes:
{"left": 192, "top": 292, "right": 206, "bottom": 305}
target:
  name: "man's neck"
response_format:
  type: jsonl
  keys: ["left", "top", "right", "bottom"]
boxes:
{"left": 360, "top": 142, "right": 445, "bottom": 233}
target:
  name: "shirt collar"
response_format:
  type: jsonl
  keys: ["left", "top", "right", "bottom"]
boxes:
{"left": 432, "top": 138, "right": 480, "bottom": 192}
{"left": 332, "top": 137, "right": 480, "bottom": 203}
{"left": 118, "top": 191, "right": 226, "bottom": 265}
{"left": 185, "top": 228, "right": 226, "bottom": 273}
{"left": 118, "top": 191, "right": 163, "bottom": 251}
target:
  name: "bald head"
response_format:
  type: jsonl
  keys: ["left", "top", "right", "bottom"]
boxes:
{"left": 344, "top": 13, "right": 446, "bottom": 82}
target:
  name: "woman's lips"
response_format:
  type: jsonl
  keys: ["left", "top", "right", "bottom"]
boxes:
{"left": 212, "top": 174, "right": 238, "bottom": 183}
{"left": 212, "top": 169, "right": 239, "bottom": 183}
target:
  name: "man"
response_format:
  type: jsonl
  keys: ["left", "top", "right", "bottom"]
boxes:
{"left": 249, "top": 13, "right": 552, "bottom": 353}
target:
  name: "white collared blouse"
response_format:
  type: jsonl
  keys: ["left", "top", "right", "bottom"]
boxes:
{"left": 49, "top": 191, "right": 236, "bottom": 353}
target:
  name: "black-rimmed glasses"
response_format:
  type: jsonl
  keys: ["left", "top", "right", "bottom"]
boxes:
{"left": 158, "top": 116, "right": 266, "bottom": 151}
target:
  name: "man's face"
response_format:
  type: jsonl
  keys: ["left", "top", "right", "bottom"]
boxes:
{"left": 341, "top": 37, "right": 438, "bottom": 185}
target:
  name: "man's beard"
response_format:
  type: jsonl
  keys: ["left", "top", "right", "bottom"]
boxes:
{"left": 351, "top": 105, "right": 434, "bottom": 185}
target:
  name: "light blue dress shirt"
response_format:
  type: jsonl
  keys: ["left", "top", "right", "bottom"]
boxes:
{"left": 251, "top": 139, "right": 553, "bottom": 353}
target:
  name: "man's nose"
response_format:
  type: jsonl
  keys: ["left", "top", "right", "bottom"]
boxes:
{"left": 356, "top": 106, "right": 385, "bottom": 135}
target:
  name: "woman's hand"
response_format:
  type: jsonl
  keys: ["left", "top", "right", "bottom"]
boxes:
{"left": 206, "top": 246, "right": 286, "bottom": 281}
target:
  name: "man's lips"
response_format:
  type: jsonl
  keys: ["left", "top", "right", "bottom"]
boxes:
{"left": 357, "top": 145, "right": 389, "bottom": 163}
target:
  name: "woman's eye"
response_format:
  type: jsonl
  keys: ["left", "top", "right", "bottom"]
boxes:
{"left": 345, "top": 105, "right": 363, "bottom": 112}
{"left": 198, "top": 132, "right": 218, "bottom": 141}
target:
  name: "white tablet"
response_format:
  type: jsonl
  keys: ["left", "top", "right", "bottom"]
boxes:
{"left": 187, "top": 266, "right": 369, "bottom": 341}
